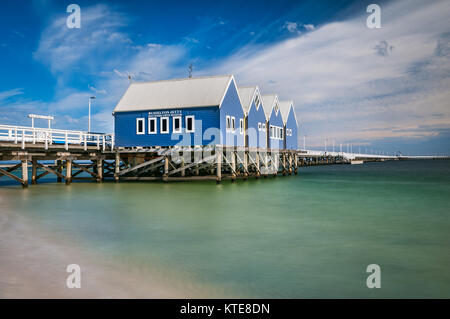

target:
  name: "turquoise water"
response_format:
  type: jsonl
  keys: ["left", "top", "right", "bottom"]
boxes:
{"left": 1, "top": 160, "right": 450, "bottom": 298}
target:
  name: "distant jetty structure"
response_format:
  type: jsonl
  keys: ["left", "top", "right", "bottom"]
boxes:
{"left": 0, "top": 75, "right": 448, "bottom": 187}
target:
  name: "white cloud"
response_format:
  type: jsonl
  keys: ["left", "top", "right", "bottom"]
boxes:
{"left": 206, "top": 0, "right": 450, "bottom": 148}
{"left": 283, "top": 21, "right": 300, "bottom": 34}
{"left": 303, "top": 24, "right": 315, "bottom": 31}
{"left": 0, "top": 88, "right": 24, "bottom": 102}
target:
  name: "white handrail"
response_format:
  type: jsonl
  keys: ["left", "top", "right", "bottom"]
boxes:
{"left": 0, "top": 124, "right": 115, "bottom": 151}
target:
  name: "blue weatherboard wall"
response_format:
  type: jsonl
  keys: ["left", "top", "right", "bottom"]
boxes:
{"left": 114, "top": 106, "right": 220, "bottom": 147}
{"left": 247, "top": 100, "right": 267, "bottom": 148}
{"left": 268, "top": 107, "right": 284, "bottom": 149}
{"left": 285, "top": 107, "right": 298, "bottom": 150}
{"left": 219, "top": 79, "right": 245, "bottom": 147}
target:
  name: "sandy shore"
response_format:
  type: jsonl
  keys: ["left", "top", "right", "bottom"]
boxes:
{"left": 0, "top": 209, "right": 207, "bottom": 298}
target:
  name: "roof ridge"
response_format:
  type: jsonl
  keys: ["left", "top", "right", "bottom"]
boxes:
{"left": 131, "top": 74, "right": 233, "bottom": 85}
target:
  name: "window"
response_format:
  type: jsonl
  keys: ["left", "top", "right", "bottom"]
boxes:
{"left": 239, "top": 118, "right": 244, "bottom": 134}
{"left": 274, "top": 103, "right": 279, "bottom": 114}
{"left": 231, "top": 117, "right": 236, "bottom": 132}
{"left": 262, "top": 123, "right": 266, "bottom": 130}
{"left": 185, "top": 115, "right": 195, "bottom": 133}
{"left": 136, "top": 118, "right": 145, "bottom": 135}
{"left": 258, "top": 122, "right": 261, "bottom": 131}
{"left": 226, "top": 116, "right": 231, "bottom": 131}
{"left": 281, "top": 128, "right": 284, "bottom": 139}
{"left": 270, "top": 126, "right": 274, "bottom": 138}
{"left": 173, "top": 116, "right": 181, "bottom": 133}
{"left": 254, "top": 94, "right": 260, "bottom": 109}
{"left": 148, "top": 118, "right": 156, "bottom": 134}
{"left": 160, "top": 117, "right": 169, "bottom": 134}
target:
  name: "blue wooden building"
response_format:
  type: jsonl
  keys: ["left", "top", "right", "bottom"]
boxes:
{"left": 261, "top": 94, "right": 284, "bottom": 149}
{"left": 113, "top": 75, "right": 245, "bottom": 148}
{"left": 238, "top": 86, "right": 267, "bottom": 149}
{"left": 279, "top": 101, "right": 299, "bottom": 150}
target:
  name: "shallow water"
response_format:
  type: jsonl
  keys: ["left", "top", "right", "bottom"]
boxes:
{"left": 1, "top": 160, "right": 450, "bottom": 298}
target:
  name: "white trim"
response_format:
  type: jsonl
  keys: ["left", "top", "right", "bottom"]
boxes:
{"left": 185, "top": 115, "right": 195, "bottom": 133}
{"left": 239, "top": 118, "right": 244, "bottom": 134}
{"left": 231, "top": 116, "right": 236, "bottom": 132}
{"left": 172, "top": 116, "right": 181, "bottom": 133}
{"left": 258, "top": 122, "right": 261, "bottom": 132}
{"left": 148, "top": 117, "right": 157, "bottom": 134}
{"left": 160, "top": 117, "right": 169, "bottom": 134}
{"left": 136, "top": 118, "right": 145, "bottom": 135}
{"left": 226, "top": 115, "right": 231, "bottom": 132}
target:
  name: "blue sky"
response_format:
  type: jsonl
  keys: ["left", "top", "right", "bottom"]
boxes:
{"left": 0, "top": 0, "right": 449, "bottom": 155}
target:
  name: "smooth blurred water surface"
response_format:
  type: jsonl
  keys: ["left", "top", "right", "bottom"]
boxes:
{"left": 1, "top": 160, "right": 450, "bottom": 298}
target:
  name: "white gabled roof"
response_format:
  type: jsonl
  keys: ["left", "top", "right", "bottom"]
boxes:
{"left": 237, "top": 86, "right": 260, "bottom": 115}
{"left": 113, "top": 75, "right": 234, "bottom": 113}
{"left": 261, "top": 94, "right": 279, "bottom": 120}
{"left": 279, "top": 100, "right": 299, "bottom": 127}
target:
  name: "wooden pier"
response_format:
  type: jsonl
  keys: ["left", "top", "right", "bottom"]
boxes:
{"left": 0, "top": 125, "right": 447, "bottom": 187}
{"left": 0, "top": 139, "right": 340, "bottom": 187}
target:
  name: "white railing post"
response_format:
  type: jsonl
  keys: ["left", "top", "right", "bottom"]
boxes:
{"left": 21, "top": 129, "right": 25, "bottom": 149}
{"left": 32, "top": 129, "right": 36, "bottom": 144}
{"left": 14, "top": 127, "right": 18, "bottom": 144}
{"left": 84, "top": 134, "right": 87, "bottom": 151}
{"left": 65, "top": 131, "right": 68, "bottom": 150}
{"left": 97, "top": 135, "right": 100, "bottom": 150}
{"left": 111, "top": 135, "right": 115, "bottom": 150}
{"left": 45, "top": 132, "right": 48, "bottom": 150}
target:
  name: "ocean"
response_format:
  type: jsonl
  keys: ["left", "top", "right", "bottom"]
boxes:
{"left": 1, "top": 160, "right": 449, "bottom": 298}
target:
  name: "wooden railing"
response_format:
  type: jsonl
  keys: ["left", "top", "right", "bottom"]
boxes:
{"left": 0, "top": 124, "right": 114, "bottom": 151}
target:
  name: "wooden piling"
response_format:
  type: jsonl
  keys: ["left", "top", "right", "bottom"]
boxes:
{"left": 96, "top": 158, "right": 103, "bottom": 182}
{"left": 31, "top": 158, "right": 37, "bottom": 185}
{"left": 65, "top": 160, "right": 72, "bottom": 185}
{"left": 231, "top": 150, "right": 236, "bottom": 182}
{"left": 21, "top": 159, "right": 28, "bottom": 188}
{"left": 114, "top": 152, "right": 120, "bottom": 182}
{"left": 216, "top": 148, "right": 222, "bottom": 184}
{"left": 56, "top": 160, "right": 62, "bottom": 183}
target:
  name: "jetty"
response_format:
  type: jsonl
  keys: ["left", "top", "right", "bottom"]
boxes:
{"left": 0, "top": 124, "right": 447, "bottom": 188}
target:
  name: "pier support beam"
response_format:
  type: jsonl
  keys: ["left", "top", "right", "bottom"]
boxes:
{"left": 255, "top": 152, "right": 260, "bottom": 178}
{"left": 31, "top": 158, "right": 37, "bottom": 185}
{"left": 114, "top": 152, "right": 120, "bottom": 182}
{"left": 243, "top": 151, "right": 248, "bottom": 180}
{"left": 163, "top": 156, "right": 169, "bottom": 182}
{"left": 56, "top": 160, "right": 62, "bottom": 183}
{"left": 65, "top": 160, "right": 72, "bottom": 185}
{"left": 21, "top": 159, "right": 28, "bottom": 188}
{"left": 96, "top": 158, "right": 103, "bottom": 182}
{"left": 216, "top": 149, "right": 222, "bottom": 184}
{"left": 231, "top": 150, "right": 236, "bottom": 182}
{"left": 288, "top": 153, "right": 293, "bottom": 174}
{"left": 282, "top": 153, "right": 287, "bottom": 176}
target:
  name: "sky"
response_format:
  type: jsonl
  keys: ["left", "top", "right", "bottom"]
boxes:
{"left": 0, "top": 0, "right": 449, "bottom": 155}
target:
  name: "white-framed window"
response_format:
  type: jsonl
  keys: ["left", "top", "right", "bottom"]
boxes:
{"left": 258, "top": 122, "right": 261, "bottom": 131}
{"left": 231, "top": 117, "right": 236, "bottom": 132}
{"left": 270, "top": 126, "right": 273, "bottom": 138}
{"left": 239, "top": 118, "right": 244, "bottom": 134}
{"left": 173, "top": 116, "right": 181, "bottom": 133}
{"left": 262, "top": 123, "right": 266, "bottom": 130}
{"left": 148, "top": 117, "right": 157, "bottom": 134}
{"left": 160, "top": 117, "right": 169, "bottom": 134}
{"left": 226, "top": 116, "right": 231, "bottom": 131}
{"left": 185, "top": 115, "right": 195, "bottom": 133}
{"left": 136, "top": 118, "right": 145, "bottom": 135}
{"left": 254, "top": 94, "right": 260, "bottom": 110}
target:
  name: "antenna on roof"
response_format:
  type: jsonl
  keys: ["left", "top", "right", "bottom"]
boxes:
{"left": 188, "top": 64, "right": 193, "bottom": 78}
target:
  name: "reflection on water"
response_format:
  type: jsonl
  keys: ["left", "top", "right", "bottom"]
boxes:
{"left": 1, "top": 160, "right": 450, "bottom": 298}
